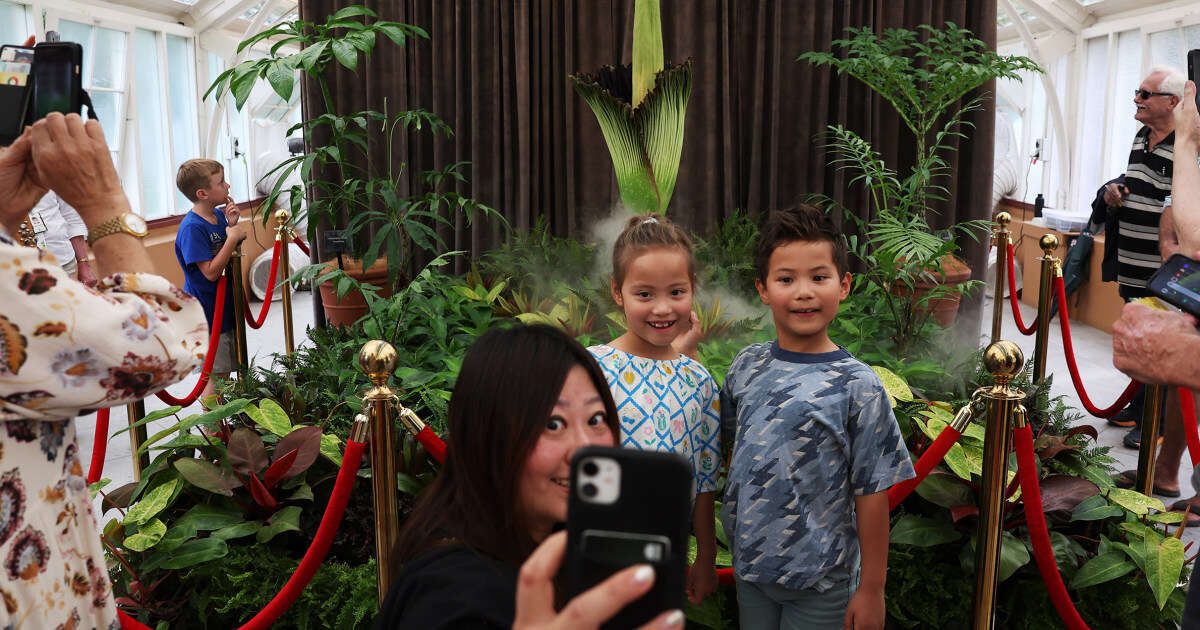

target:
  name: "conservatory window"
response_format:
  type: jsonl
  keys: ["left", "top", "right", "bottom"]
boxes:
{"left": 0, "top": 1, "right": 32, "bottom": 47}
{"left": 56, "top": 20, "right": 127, "bottom": 192}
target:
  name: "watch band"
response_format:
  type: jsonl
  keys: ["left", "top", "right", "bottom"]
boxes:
{"left": 86, "top": 216, "right": 124, "bottom": 246}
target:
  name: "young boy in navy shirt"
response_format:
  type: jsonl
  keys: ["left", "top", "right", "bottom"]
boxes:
{"left": 173, "top": 159, "right": 245, "bottom": 402}
{"left": 720, "top": 204, "right": 915, "bottom": 630}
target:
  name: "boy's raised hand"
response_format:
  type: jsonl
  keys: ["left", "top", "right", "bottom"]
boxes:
{"left": 222, "top": 196, "right": 240, "bottom": 226}
{"left": 843, "top": 587, "right": 885, "bottom": 630}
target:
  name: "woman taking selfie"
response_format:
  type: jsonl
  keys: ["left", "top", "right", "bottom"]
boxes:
{"left": 375, "top": 324, "right": 684, "bottom": 630}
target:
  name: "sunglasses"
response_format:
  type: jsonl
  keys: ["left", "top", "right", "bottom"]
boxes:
{"left": 1134, "top": 89, "right": 1175, "bottom": 99}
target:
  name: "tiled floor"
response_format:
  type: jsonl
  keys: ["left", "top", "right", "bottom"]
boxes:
{"left": 983, "top": 295, "right": 1200, "bottom": 549}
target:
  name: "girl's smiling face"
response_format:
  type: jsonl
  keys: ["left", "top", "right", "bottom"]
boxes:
{"left": 611, "top": 246, "right": 695, "bottom": 360}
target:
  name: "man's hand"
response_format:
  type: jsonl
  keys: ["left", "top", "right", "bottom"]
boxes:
{"left": 76, "top": 260, "right": 98, "bottom": 288}
{"left": 843, "top": 585, "right": 885, "bottom": 630}
{"left": 0, "top": 131, "right": 49, "bottom": 228}
{"left": 1104, "top": 182, "right": 1126, "bottom": 208}
{"left": 1175, "top": 80, "right": 1200, "bottom": 153}
{"left": 222, "top": 196, "right": 240, "bottom": 226}
{"left": 1113, "top": 302, "right": 1199, "bottom": 385}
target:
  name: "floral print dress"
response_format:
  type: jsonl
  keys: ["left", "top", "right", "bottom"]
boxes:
{"left": 0, "top": 235, "right": 206, "bottom": 630}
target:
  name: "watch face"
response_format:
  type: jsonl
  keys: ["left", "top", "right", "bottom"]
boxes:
{"left": 122, "top": 213, "right": 148, "bottom": 235}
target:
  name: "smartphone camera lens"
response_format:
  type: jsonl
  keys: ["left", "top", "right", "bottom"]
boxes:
{"left": 581, "top": 483, "right": 598, "bottom": 498}
{"left": 581, "top": 460, "right": 599, "bottom": 476}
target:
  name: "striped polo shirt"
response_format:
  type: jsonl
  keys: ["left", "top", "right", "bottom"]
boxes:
{"left": 1117, "top": 126, "right": 1174, "bottom": 287}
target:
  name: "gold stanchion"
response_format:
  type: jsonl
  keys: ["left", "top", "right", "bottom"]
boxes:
{"left": 1135, "top": 385, "right": 1168, "bottom": 497}
{"left": 972, "top": 340, "right": 1026, "bottom": 630}
{"left": 126, "top": 399, "right": 149, "bottom": 480}
{"left": 1031, "top": 234, "right": 1059, "bottom": 384}
{"left": 275, "top": 209, "right": 295, "bottom": 355}
{"left": 228, "top": 247, "right": 249, "bottom": 377}
{"left": 359, "top": 340, "right": 399, "bottom": 606}
{"left": 990, "top": 212, "right": 1012, "bottom": 345}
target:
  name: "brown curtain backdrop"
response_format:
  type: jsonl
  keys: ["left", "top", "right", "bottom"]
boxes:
{"left": 299, "top": 0, "right": 997, "bottom": 327}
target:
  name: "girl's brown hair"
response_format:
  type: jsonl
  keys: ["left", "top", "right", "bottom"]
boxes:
{"left": 611, "top": 214, "right": 696, "bottom": 288}
{"left": 391, "top": 324, "right": 619, "bottom": 570}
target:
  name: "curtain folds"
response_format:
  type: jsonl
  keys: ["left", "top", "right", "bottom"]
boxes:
{"left": 299, "top": 0, "right": 998, "bottom": 324}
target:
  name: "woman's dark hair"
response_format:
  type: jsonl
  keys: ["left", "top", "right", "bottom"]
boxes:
{"left": 392, "top": 324, "right": 620, "bottom": 570}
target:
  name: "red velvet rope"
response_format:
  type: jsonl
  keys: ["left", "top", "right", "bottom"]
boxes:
{"left": 155, "top": 276, "right": 228, "bottom": 407}
{"left": 415, "top": 426, "right": 446, "bottom": 463}
{"left": 1014, "top": 424, "right": 1090, "bottom": 630}
{"left": 244, "top": 240, "right": 282, "bottom": 330}
{"left": 292, "top": 236, "right": 310, "bottom": 257}
{"left": 1053, "top": 276, "right": 1143, "bottom": 418}
{"left": 1005, "top": 243, "right": 1037, "bottom": 335}
{"left": 1182, "top": 387, "right": 1200, "bottom": 469}
{"left": 87, "top": 408, "right": 110, "bottom": 485}
{"left": 118, "top": 437, "right": 368, "bottom": 630}
{"left": 888, "top": 424, "right": 963, "bottom": 511}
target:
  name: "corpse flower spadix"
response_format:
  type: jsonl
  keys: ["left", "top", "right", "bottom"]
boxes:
{"left": 569, "top": 0, "right": 692, "bottom": 215}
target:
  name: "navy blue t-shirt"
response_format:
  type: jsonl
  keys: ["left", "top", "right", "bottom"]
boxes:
{"left": 174, "top": 210, "right": 235, "bottom": 332}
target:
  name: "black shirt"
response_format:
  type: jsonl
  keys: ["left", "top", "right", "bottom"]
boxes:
{"left": 374, "top": 546, "right": 518, "bottom": 630}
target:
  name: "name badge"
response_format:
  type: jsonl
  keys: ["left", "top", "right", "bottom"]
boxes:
{"left": 28, "top": 213, "right": 46, "bottom": 233}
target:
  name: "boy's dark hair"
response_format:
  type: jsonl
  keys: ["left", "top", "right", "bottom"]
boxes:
{"left": 392, "top": 324, "right": 619, "bottom": 570}
{"left": 176, "top": 159, "right": 224, "bottom": 203}
{"left": 754, "top": 203, "right": 849, "bottom": 281}
{"left": 611, "top": 214, "right": 696, "bottom": 288}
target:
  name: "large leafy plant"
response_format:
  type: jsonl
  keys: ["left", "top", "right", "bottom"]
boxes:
{"left": 205, "top": 6, "right": 500, "bottom": 287}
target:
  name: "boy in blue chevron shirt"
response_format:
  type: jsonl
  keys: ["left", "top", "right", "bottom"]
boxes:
{"left": 720, "top": 204, "right": 914, "bottom": 630}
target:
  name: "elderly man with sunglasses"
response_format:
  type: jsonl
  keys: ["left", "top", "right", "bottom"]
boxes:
{"left": 1096, "top": 67, "right": 1185, "bottom": 448}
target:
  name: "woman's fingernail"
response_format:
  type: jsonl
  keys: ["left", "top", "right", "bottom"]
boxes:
{"left": 632, "top": 565, "right": 654, "bottom": 583}
{"left": 662, "top": 610, "right": 684, "bottom": 627}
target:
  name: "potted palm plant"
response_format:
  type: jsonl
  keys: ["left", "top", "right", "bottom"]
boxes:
{"left": 206, "top": 6, "right": 499, "bottom": 325}
{"left": 799, "top": 23, "right": 1040, "bottom": 352}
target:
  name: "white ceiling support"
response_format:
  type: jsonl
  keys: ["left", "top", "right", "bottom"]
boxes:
{"left": 190, "top": 0, "right": 263, "bottom": 34}
{"left": 203, "top": 0, "right": 278, "bottom": 157}
{"left": 1080, "top": 0, "right": 1200, "bottom": 38}
{"left": 999, "top": 0, "right": 1074, "bottom": 207}
{"left": 1014, "top": 0, "right": 1093, "bottom": 34}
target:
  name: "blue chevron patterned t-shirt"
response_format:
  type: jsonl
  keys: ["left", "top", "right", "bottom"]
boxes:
{"left": 719, "top": 342, "right": 914, "bottom": 591}
{"left": 588, "top": 345, "right": 721, "bottom": 495}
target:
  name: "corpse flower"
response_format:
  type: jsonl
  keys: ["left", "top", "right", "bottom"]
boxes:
{"left": 569, "top": 0, "right": 692, "bottom": 215}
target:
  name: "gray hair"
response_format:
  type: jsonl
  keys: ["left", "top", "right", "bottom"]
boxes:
{"left": 1149, "top": 66, "right": 1186, "bottom": 97}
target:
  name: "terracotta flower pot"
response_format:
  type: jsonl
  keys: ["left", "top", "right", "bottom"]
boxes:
{"left": 893, "top": 254, "right": 973, "bottom": 327}
{"left": 317, "top": 258, "right": 400, "bottom": 326}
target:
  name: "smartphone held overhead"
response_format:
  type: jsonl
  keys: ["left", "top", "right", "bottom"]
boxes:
{"left": 0, "top": 41, "right": 85, "bottom": 146}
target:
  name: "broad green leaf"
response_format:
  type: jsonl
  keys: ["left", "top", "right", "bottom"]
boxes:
{"left": 330, "top": 39, "right": 358, "bottom": 70}
{"left": 914, "top": 473, "right": 973, "bottom": 508}
{"left": 265, "top": 62, "right": 295, "bottom": 104}
{"left": 124, "top": 476, "right": 181, "bottom": 526}
{"left": 287, "top": 482, "right": 313, "bottom": 502}
{"left": 1147, "top": 511, "right": 1186, "bottom": 524}
{"left": 174, "top": 504, "right": 243, "bottom": 532}
{"left": 962, "top": 422, "right": 985, "bottom": 442}
{"left": 158, "top": 523, "right": 197, "bottom": 552}
{"left": 113, "top": 406, "right": 182, "bottom": 437}
{"left": 159, "top": 537, "right": 228, "bottom": 569}
{"left": 320, "top": 434, "right": 343, "bottom": 466}
{"left": 1071, "top": 494, "right": 1124, "bottom": 521}
{"left": 173, "top": 459, "right": 234, "bottom": 496}
{"left": 256, "top": 506, "right": 303, "bottom": 543}
{"left": 330, "top": 5, "right": 374, "bottom": 20}
{"left": 1107, "top": 488, "right": 1164, "bottom": 515}
{"left": 212, "top": 521, "right": 262, "bottom": 541}
{"left": 1146, "top": 537, "right": 1185, "bottom": 609}
{"left": 123, "top": 518, "right": 166, "bottom": 551}
{"left": 872, "top": 366, "right": 913, "bottom": 403}
{"left": 1070, "top": 552, "right": 1137, "bottom": 589}
{"left": 139, "top": 400, "right": 251, "bottom": 454}
{"left": 998, "top": 532, "right": 1030, "bottom": 582}
{"left": 244, "top": 398, "right": 292, "bottom": 437}
{"left": 890, "top": 515, "right": 961, "bottom": 547}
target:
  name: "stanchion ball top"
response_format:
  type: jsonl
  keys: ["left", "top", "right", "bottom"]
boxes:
{"left": 358, "top": 340, "right": 397, "bottom": 384}
{"left": 275, "top": 208, "right": 292, "bottom": 223}
{"left": 983, "top": 340, "right": 1023, "bottom": 380}
{"left": 994, "top": 211, "right": 1011, "bottom": 227}
{"left": 1039, "top": 233, "right": 1059, "bottom": 254}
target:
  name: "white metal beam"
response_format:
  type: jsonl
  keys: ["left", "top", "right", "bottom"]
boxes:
{"left": 190, "top": 0, "right": 263, "bottom": 34}
{"left": 203, "top": 0, "right": 279, "bottom": 157}
{"left": 1014, "top": 0, "right": 1093, "bottom": 34}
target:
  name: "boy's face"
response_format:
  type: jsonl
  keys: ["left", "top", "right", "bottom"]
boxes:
{"left": 195, "top": 170, "right": 230, "bottom": 206}
{"left": 754, "top": 240, "right": 850, "bottom": 354}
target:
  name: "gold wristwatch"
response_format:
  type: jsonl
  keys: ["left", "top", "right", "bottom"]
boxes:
{"left": 87, "top": 212, "right": 148, "bottom": 245}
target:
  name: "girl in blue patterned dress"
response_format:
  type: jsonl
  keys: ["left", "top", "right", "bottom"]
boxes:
{"left": 587, "top": 214, "right": 722, "bottom": 605}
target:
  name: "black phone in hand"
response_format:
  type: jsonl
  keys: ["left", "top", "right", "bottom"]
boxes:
{"left": 1148, "top": 254, "right": 1200, "bottom": 319}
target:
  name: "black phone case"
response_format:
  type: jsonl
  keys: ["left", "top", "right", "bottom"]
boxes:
{"left": 1189, "top": 49, "right": 1200, "bottom": 109}
{"left": 564, "top": 446, "right": 691, "bottom": 630}
{"left": 32, "top": 42, "right": 83, "bottom": 119}
{"left": 0, "top": 45, "right": 34, "bottom": 146}
{"left": 1147, "top": 253, "right": 1200, "bottom": 319}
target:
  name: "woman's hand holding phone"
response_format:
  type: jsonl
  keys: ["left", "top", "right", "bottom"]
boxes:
{"left": 514, "top": 531, "right": 684, "bottom": 630}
